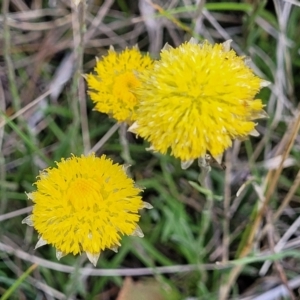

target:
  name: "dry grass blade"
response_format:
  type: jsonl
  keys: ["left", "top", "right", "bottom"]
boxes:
{"left": 260, "top": 215, "right": 300, "bottom": 276}
{"left": 84, "top": 0, "right": 115, "bottom": 42}
{"left": 0, "top": 206, "right": 32, "bottom": 222}
{"left": 0, "top": 241, "right": 224, "bottom": 276}
{"left": 0, "top": 90, "right": 51, "bottom": 129}
{"left": 0, "top": 8, "right": 69, "bottom": 20}
{"left": 89, "top": 123, "right": 120, "bottom": 154}
{"left": 219, "top": 106, "right": 300, "bottom": 299}
{"left": 146, "top": 0, "right": 194, "bottom": 35}
{"left": 248, "top": 276, "right": 300, "bottom": 300}
{"left": 139, "top": 0, "right": 163, "bottom": 55}
{"left": 222, "top": 149, "right": 232, "bottom": 263}
{"left": 0, "top": 79, "right": 5, "bottom": 147}
{"left": 265, "top": 212, "right": 296, "bottom": 300}
{"left": 5, "top": 15, "right": 72, "bottom": 31}
{"left": 272, "top": 169, "right": 300, "bottom": 221}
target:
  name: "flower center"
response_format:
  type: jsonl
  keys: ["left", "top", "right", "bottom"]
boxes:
{"left": 112, "top": 72, "right": 140, "bottom": 104}
{"left": 67, "top": 178, "right": 102, "bottom": 210}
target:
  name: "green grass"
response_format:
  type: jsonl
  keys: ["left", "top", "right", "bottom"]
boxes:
{"left": 1, "top": 1, "right": 300, "bottom": 299}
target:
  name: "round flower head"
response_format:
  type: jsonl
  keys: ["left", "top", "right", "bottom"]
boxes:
{"left": 22, "top": 154, "right": 152, "bottom": 266}
{"left": 86, "top": 46, "right": 153, "bottom": 123}
{"left": 130, "top": 39, "right": 269, "bottom": 168}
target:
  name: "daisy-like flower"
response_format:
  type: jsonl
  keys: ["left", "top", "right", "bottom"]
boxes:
{"left": 130, "top": 39, "right": 269, "bottom": 168}
{"left": 86, "top": 46, "right": 153, "bottom": 123}
{"left": 22, "top": 154, "right": 152, "bottom": 266}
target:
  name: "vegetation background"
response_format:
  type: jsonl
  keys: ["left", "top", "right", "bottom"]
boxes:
{"left": 1, "top": 0, "right": 300, "bottom": 299}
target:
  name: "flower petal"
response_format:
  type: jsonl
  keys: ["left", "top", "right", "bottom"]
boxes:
{"left": 181, "top": 160, "right": 194, "bottom": 170}
{"left": 86, "top": 252, "right": 100, "bottom": 267}
{"left": 35, "top": 237, "right": 48, "bottom": 249}
{"left": 131, "top": 225, "right": 144, "bottom": 238}
{"left": 56, "top": 250, "right": 67, "bottom": 261}
{"left": 109, "top": 246, "right": 119, "bottom": 253}
{"left": 142, "top": 202, "right": 153, "bottom": 209}
{"left": 22, "top": 215, "right": 34, "bottom": 226}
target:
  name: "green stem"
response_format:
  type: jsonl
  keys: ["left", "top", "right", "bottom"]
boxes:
{"left": 0, "top": 264, "right": 38, "bottom": 300}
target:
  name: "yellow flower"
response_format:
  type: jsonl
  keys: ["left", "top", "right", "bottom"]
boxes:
{"left": 130, "top": 39, "right": 269, "bottom": 167}
{"left": 22, "top": 154, "right": 152, "bottom": 266}
{"left": 86, "top": 46, "right": 153, "bottom": 123}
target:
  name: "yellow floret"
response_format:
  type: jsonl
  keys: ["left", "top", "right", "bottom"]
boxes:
{"left": 23, "top": 154, "right": 151, "bottom": 266}
{"left": 86, "top": 47, "right": 153, "bottom": 123}
{"left": 131, "top": 40, "right": 268, "bottom": 162}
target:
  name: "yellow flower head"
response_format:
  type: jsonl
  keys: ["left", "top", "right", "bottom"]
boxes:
{"left": 130, "top": 39, "right": 269, "bottom": 166}
{"left": 86, "top": 46, "right": 153, "bottom": 123}
{"left": 22, "top": 154, "right": 152, "bottom": 266}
